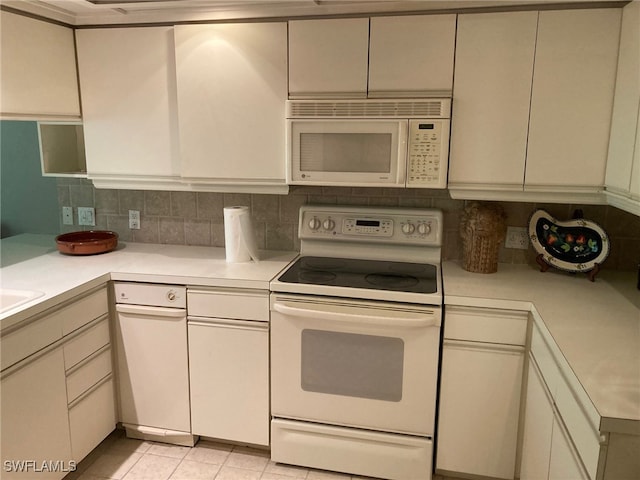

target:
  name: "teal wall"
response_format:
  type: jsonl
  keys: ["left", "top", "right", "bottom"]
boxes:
{"left": 0, "top": 121, "right": 59, "bottom": 238}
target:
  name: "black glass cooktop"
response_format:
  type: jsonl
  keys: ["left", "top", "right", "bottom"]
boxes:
{"left": 278, "top": 256, "right": 438, "bottom": 294}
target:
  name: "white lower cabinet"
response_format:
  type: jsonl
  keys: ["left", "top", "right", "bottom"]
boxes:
{"left": 69, "top": 378, "right": 116, "bottom": 462}
{"left": 436, "top": 306, "right": 527, "bottom": 479}
{"left": 1, "top": 348, "right": 72, "bottom": 480}
{"left": 0, "top": 286, "right": 115, "bottom": 478}
{"left": 520, "top": 357, "right": 554, "bottom": 480}
{"left": 187, "top": 288, "right": 270, "bottom": 446}
{"left": 521, "top": 358, "right": 590, "bottom": 480}
{"left": 549, "top": 415, "right": 590, "bottom": 480}
{"left": 64, "top": 318, "right": 116, "bottom": 461}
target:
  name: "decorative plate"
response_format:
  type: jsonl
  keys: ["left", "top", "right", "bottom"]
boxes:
{"left": 528, "top": 210, "right": 609, "bottom": 273}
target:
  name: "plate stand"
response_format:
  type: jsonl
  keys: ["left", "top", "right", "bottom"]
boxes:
{"left": 535, "top": 254, "right": 600, "bottom": 282}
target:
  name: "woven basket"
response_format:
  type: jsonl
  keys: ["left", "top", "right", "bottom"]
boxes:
{"left": 460, "top": 202, "right": 507, "bottom": 274}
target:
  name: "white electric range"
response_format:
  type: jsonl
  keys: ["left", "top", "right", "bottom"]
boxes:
{"left": 270, "top": 205, "right": 444, "bottom": 480}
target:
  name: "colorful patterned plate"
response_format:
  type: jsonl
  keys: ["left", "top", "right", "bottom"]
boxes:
{"left": 528, "top": 210, "right": 609, "bottom": 273}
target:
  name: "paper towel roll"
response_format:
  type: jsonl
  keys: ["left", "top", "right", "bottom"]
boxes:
{"left": 223, "top": 206, "right": 259, "bottom": 263}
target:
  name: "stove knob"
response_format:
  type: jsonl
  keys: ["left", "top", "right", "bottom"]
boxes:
{"left": 323, "top": 219, "right": 335, "bottom": 231}
{"left": 418, "top": 223, "right": 431, "bottom": 235}
{"left": 402, "top": 222, "right": 416, "bottom": 235}
{"left": 308, "top": 217, "right": 321, "bottom": 231}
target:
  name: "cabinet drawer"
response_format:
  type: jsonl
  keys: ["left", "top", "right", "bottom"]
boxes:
{"left": 62, "top": 287, "right": 109, "bottom": 335}
{"left": 66, "top": 347, "right": 112, "bottom": 403}
{"left": 69, "top": 378, "right": 116, "bottom": 462}
{"left": 1, "top": 314, "right": 62, "bottom": 370}
{"left": 444, "top": 306, "right": 528, "bottom": 345}
{"left": 187, "top": 288, "right": 269, "bottom": 322}
{"left": 64, "top": 317, "right": 110, "bottom": 370}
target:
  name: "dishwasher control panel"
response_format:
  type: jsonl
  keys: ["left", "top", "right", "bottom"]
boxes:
{"left": 114, "top": 282, "right": 186, "bottom": 309}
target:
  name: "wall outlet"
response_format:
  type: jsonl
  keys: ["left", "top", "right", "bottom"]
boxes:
{"left": 62, "top": 206, "right": 73, "bottom": 225}
{"left": 129, "top": 210, "right": 140, "bottom": 230}
{"left": 505, "top": 226, "right": 529, "bottom": 250}
{"left": 78, "top": 207, "right": 95, "bottom": 226}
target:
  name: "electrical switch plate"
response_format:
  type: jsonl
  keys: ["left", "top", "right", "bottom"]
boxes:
{"left": 77, "top": 207, "right": 95, "bottom": 226}
{"left": 129, "top": 210, "right": 140, "bottom": 230}
{"left": 505, "top": 226, "right": 529, "bottom": 250}
{"left": 62, "top": 206, "right": 73, "bottom": 225}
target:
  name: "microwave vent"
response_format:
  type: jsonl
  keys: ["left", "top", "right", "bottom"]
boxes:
{"left": 287, "top": 99, "right": 451, "bottom": 119}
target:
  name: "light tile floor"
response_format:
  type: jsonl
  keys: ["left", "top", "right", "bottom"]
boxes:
{"left": 64, "top": 429, "right": 460, "bottom": 480}
{"left": 63, "top": 429, "right": 364, "bottom": 480}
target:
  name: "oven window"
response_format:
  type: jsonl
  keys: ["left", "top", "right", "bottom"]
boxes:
{"left": 300, "top": 133, "right": 392, "bottom": 173}
{"left": 300, "top": 329, "right": 404, "bottom": 402}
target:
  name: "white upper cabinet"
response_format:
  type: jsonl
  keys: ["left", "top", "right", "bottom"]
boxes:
{"left": 289, "top": 15, "right": 456, "bottom": 99}
{"left": 449, "top": 8, "right": 621, "bottom": 204}
{"left": 288, "top": 18, "right": 369, "bottom": 98}
{"left": 605, "top": 1, "right": 640, "bottom": 216}
{"left": 175, "top": 22, "right": 288, "bottom": 192}
{"left": 76, "top": 27, "right": 181, "bottom": 189}
{"left": 368, "top": 15, "right": 456, "bottom": 98}
{"left": 0, "top": 11, "right": 80, "bottom": 119}
{"left": 526, "top": 9, "right": 621, "bottom": 191}
{"left": 449, "top": 11, "right": 537, "bottom": 191}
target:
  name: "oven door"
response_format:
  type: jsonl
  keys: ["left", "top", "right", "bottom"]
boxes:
{"left": 270, "top": 293, "right": 441, "bottom": 436}
{"left": 287, "top": 119, "right": 408, "bottom": 187}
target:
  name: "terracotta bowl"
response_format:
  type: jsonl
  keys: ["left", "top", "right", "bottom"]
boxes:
{"left": 55, "top": 230, "right": 119, "bottom": 255}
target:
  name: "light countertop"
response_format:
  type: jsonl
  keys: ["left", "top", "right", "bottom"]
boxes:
{"left": 0, "top": 234, "right": 297, "bottom": 330}
{"left": 443, "top": 260, "right": 640, "bottom": 434}
{"left": 2, "top": 235, "right": 638, "bottom": 435}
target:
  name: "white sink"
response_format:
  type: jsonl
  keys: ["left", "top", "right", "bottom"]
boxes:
{"left": 0, "top": 289, "right": 44, "bottom": 314}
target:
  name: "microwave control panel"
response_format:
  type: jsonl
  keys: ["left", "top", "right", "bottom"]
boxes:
{"left": 407, "top": 119, "right": 450, "bottom": 189}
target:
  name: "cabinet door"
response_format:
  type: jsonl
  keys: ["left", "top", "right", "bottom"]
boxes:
{"left": 436, "top": 340, "right": 524, "bottom": 479}
{"left": 76, "top": 27, "right": 181, "bottom": 183}
{"left": 175, "top": 22, "right": 287, "bottom": 186}
{"left": 632, "top": 110, "right": 640, "bottom": 201}
{"left": 288, "top": 18, "right": 369, "bottom": 98}
{"left": 548, "top": 416, "right": 590, "bottom": 480}
{"left": 606, "top": 2, "right": 640, "bottom": 196}
{"left": 0, "top": 11, "right": 80, "bottom": 118}
{"left": 520, "top": 359, "right": 554, "bottom": 480}
{"left": 369, "top": 15, "right": 456, "bottom": 98}
{"left": 188, "top": 319, "right": 269, "bottom": 446}
{"left": 1, "top": 348, "right": 72, "bottom": 480}
{"left": 606, "top": 1, "right": 640, "bottom": 215}
{"left": 526, "top": 9, "right": 621, "bottom": 190}
{"left": 448, "top": 11, "right": 537, "bottom": 190}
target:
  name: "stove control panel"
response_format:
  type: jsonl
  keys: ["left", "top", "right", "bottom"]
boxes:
{"left": 300, "top": 206, "right": 442, "bottom": 246}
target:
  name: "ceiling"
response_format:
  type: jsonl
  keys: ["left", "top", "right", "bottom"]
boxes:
{"left": 2, "top": 0, "right": 627, "bottom": 25}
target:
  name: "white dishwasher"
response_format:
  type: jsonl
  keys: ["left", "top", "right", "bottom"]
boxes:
{"left": 114, "top": 282, "right": 195, "bottom": 446}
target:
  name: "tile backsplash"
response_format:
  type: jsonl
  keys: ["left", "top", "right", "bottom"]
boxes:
{"left": 57, "top": 178, "right": 640, "bottom": 271}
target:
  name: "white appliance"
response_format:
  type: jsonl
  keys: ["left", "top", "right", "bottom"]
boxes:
{"left": 113, "top": 282, "right": 195, "bottom": 446}
{"left": 270, "top": 205, "right": 443, "bottom": 480}
{"left": 286, "top": 98, "right": 451, "bottom": 189}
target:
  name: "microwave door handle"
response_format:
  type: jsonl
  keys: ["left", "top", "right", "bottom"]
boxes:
{"left": 272, "top": 301, "right": 439, "bottom": 328}
{"left": 398, "top": 120, "right": 409, "bottom": 185}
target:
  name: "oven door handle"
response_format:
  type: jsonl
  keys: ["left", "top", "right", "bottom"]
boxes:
{"left": 272, "top": 301, "right": 440, "bottom": 328}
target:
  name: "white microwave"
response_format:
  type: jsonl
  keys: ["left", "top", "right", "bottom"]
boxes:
{"left": 286, "top": 99, "right": 451, "bottom": 188}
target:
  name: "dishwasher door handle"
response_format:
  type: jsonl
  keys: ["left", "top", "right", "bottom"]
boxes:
{"left": 116, "top": 304, "right": 186, "bottom": 318}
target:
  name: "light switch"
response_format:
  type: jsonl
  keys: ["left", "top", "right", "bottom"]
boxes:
{"left": 78, "top": 207, "right": 95, "bottom": 226}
